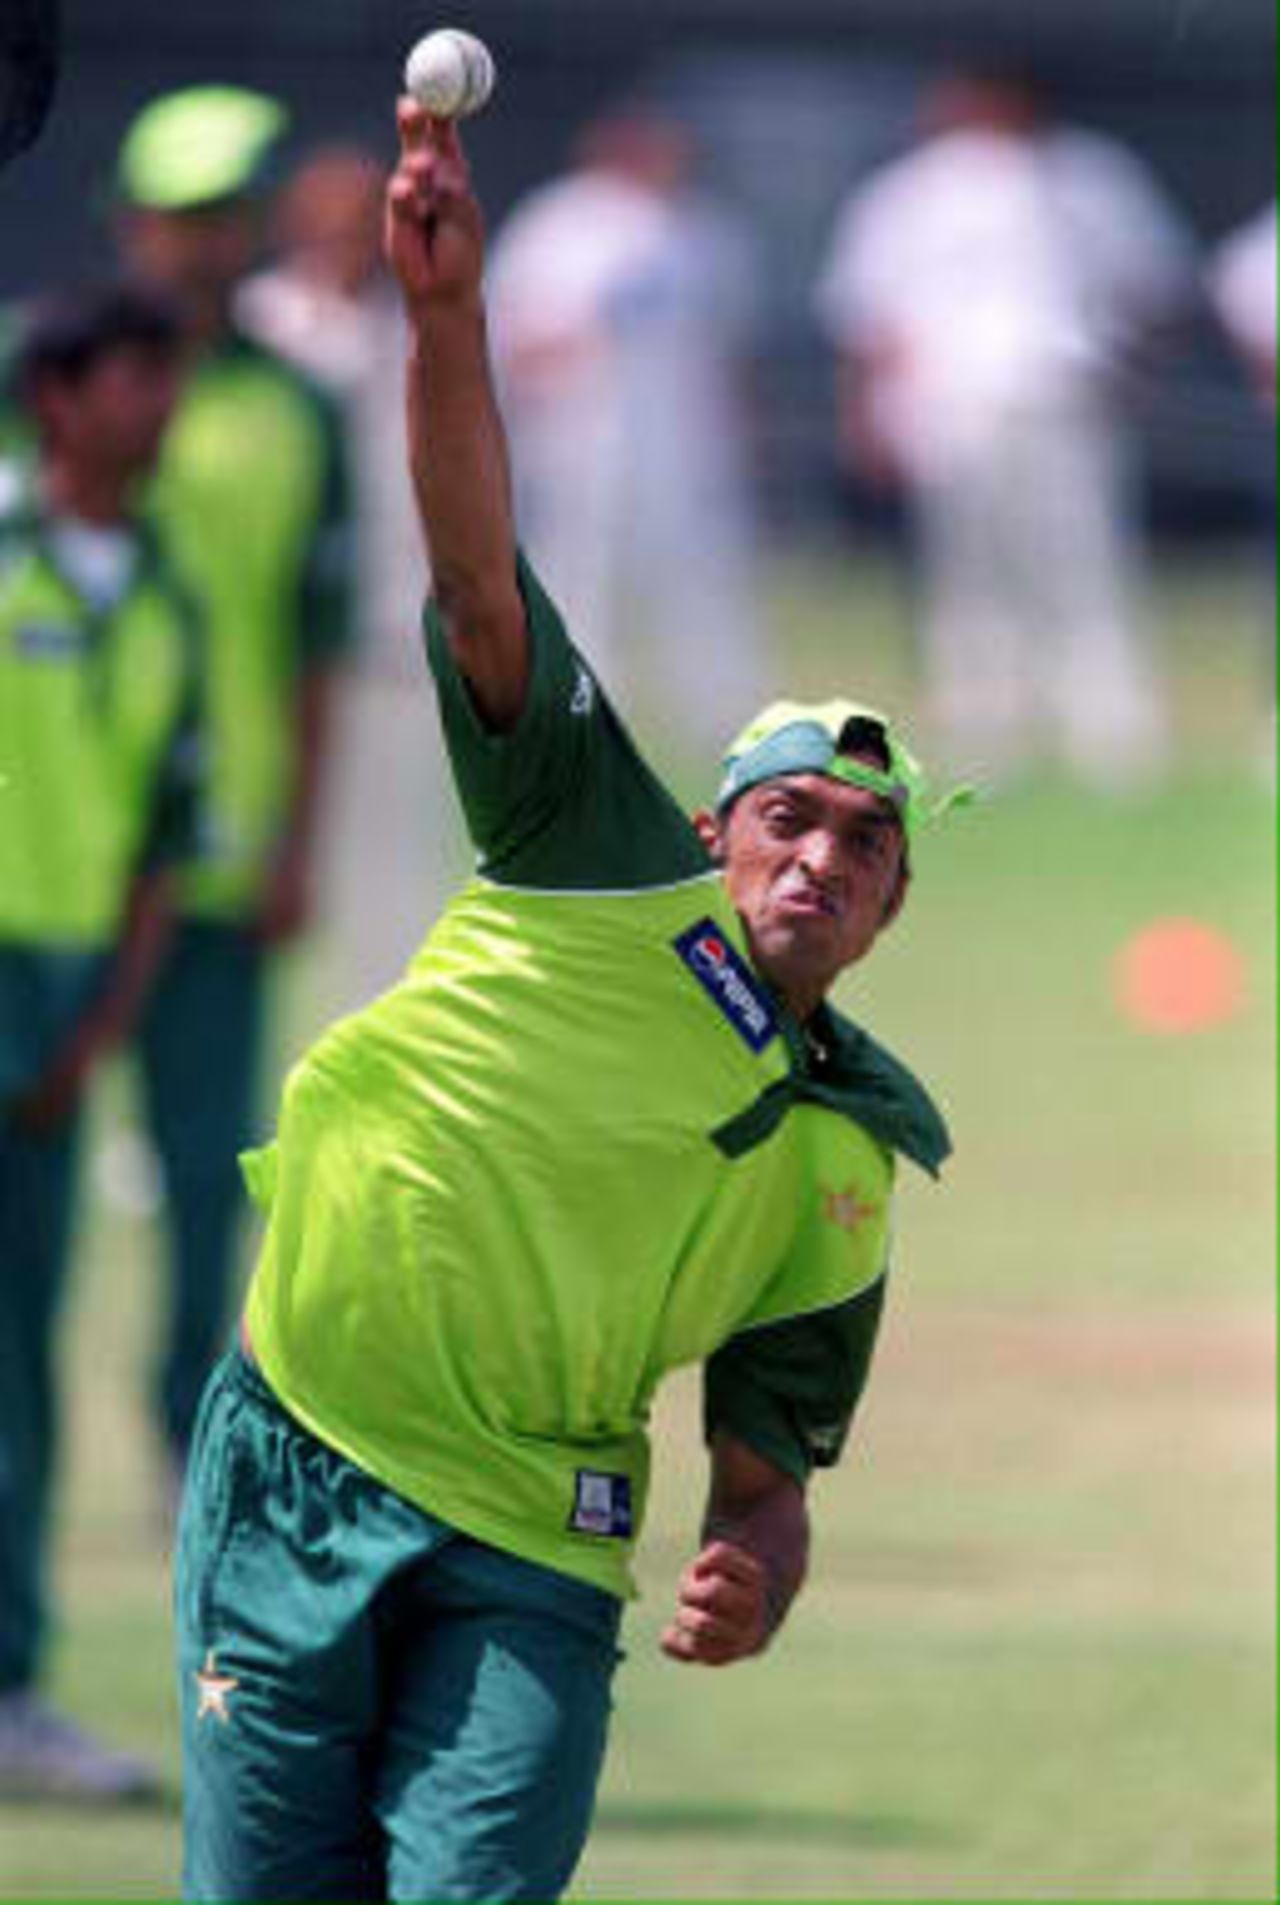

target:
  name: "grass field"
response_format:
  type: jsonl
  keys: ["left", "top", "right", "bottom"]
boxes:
{"left": 1, "top": 550, "right": 1274, "bottom": 1902}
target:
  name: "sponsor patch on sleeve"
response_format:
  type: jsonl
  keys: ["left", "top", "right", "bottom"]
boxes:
{"left": 673, "top": 917, "right": 778, "bottom": 1054}
{"left": 570, "top": 1469, "right": 633, "bottom": 1540}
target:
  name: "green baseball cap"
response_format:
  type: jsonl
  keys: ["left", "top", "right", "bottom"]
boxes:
{"left": 716, "top": 698, "right": 972, "bottom": 837}
{"left": 115, "top": 86, "right": 288, "bottom": 211}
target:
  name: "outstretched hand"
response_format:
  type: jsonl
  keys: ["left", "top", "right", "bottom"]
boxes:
{"left": 385, "top": 98, "right": 486, "bottom": 317}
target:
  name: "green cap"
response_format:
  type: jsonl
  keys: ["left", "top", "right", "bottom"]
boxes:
{"left": 115, "top": 86, "right": 288, "bottom": 211}
{"left": 716, "top": 698, "right": 973, "bottom": 837}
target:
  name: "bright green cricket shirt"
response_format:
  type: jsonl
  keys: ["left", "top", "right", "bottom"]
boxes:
{"left": 245, "top": 560, "right": 949, "bottom": 1599}
{"left": 147, "top": 330, "right": 352, "bottom": 919}
{"left": 0, "top": 490, "right": 202, "bottom": 949}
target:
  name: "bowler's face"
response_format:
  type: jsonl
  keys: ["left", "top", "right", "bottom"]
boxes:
{"left": 699, "top": 773, "right": 908, "bottom": 1021}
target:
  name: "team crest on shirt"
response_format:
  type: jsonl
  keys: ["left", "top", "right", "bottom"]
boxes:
{"left": 673, "top": 918, "right": 778, "bottom": 1054}
{"left": 570, "top": 1469, "right": 633, "bottom": 1539}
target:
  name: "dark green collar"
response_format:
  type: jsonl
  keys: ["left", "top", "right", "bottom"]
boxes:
{"left": 800, "top": 1000, "right": 952, "bottom": 1177}
{"left": 710, "top": 998, "right": 951, "bottom": 1176}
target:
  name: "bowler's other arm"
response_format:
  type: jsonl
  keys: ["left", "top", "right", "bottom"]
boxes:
{"left": 661, "top": 1434, "right": 809, "bottom": 1667}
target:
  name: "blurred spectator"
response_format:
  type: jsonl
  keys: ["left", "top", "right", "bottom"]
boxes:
{"left": 1207, "top": 199, "right": 1276, "bottom": 770}
{"left": 239, "top": 142, "right": 426, "bottom": 674}
{"left": 0, "top": 283, "right": 200, "bottom": 1800}
{"left": 1208, "top": 200, "right": 1276, "bottom": 409}
{"left": 816, "top": 67, "right": 1196, "bottom": 787}
{"left": 111, "top": 87, "right": 354, "bottom": 1493}
{"left": 487, "top": 103, "right": 771, "bottom": 750}
{"left": 239, "top": 142, "right": 448, "bottom": 1004}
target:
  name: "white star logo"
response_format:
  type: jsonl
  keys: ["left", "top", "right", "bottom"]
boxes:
{"left": 195, "top": 1650, "right": 239, "bottom": 1724}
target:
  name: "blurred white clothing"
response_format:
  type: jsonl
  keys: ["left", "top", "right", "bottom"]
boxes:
{"left": 1208, "top": 201, "right": 1277, "bottom": 403}
{"left": 817, "top": 126, "right": 1194, "bottom": 783}
{"left": 487, "top": 169, "right": 769, "bottom": 749}
{"left": 1207, "top": 201, "right": 1276, "bottom": 774}
{"left": 239, "top": 269, "right": 427, "bottom": 676}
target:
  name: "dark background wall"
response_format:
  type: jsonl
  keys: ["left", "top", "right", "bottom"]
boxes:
{"left": 2, "top": 0, "right": 1274, "bottom": 535}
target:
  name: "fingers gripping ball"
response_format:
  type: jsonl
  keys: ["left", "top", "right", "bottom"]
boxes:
{"left": 403, "top": 28, "right": 496, "bottom": 120}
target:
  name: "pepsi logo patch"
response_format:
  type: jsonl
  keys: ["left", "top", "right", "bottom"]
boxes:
{"left": 673, "top": 917, "right": 778, "bottom": 1054}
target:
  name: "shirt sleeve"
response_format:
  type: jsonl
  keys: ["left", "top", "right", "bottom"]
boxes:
{"left": 702, "top": 1277, "right": 888, "bottom": 1484}
{"left": 424, "top": 553, "right": 711, "bottom": 892}
{"left": 1051, "top": 131, "right": 1195, "bottom": 333}
{"left": 297, "top": 381, "right": 355, "bottom": 667}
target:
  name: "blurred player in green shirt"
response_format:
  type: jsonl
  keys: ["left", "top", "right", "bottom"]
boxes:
{"left": 177, "top": 104, "right": 958, "bottom": 1901}
{"left": 0, "top": 283, "right": 202, "bottom": 1799}
{"left": 111, "top": 88, "right": 354, "bottom": 1485}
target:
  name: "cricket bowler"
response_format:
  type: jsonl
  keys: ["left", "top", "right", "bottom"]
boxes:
{"left": 175, "top": 99, "right": 956, "bottom": 1903}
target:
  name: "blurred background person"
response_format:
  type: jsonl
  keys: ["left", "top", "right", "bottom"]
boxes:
{"left": 1208, "top": 199, "right": 1276, "bottom": 409}
{"left": 815, "top": 65, "right": 1197, "bottom": 788}
{"left": 0, "top": 283, "right": 201, "bottom": 1800}
{"left": 486, "top": 102, "right": 771, "bottom": 751}
{"left": 238, "top": 142, "right": 450, "bottom": 1004}
{"left": 238, "top": 141, "right": 426, "bottom": 676}
{"left": 111, "top": 86, "right": 354, "bottom": 1503}
{"left": 1207, "top": 197, "right": 1275, "bottom": 771}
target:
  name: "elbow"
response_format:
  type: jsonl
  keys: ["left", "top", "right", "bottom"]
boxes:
{"left": 431, "top": 565, "right": 520, "bottom": 646}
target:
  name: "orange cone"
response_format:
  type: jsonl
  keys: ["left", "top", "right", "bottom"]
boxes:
{"left": 1113, "top": 918, "right": 1247, "bottom": 1034}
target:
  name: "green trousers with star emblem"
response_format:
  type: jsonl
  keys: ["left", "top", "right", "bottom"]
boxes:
{"left": 175, "top": 1351, "right": 624, "bottom": 1903}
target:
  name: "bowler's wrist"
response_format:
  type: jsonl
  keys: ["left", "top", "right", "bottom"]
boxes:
{"left": 407, "top": 293, "right": 487, "bottom": 347}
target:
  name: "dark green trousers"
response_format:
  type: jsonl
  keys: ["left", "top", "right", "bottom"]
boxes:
{"left": 0, "top": 947, "right": 99, "bottom": 1692}
{"left": 0, "top": 1115, "right": 82, "bottom": 1691}
{"left": 177, "top": 1353, "right": 624, "bottom": 1903}
{"left": 136, "top": 920, "right": 267, "bottom": 1461}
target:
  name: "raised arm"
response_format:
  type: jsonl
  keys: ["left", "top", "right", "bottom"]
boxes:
{"left": 385, "top": 98, "right": 529, "bottom": 730}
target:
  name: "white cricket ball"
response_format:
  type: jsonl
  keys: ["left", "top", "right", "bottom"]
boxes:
{"left": 403, "top": 28, "right": 496, "bottom": 120}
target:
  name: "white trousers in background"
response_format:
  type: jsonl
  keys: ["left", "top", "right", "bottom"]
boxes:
{"left": 913, "top": 403, "right": 1166, "bottom": 787}
{"left": 509, "top": 373, "right": 770, "bottom": 756}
